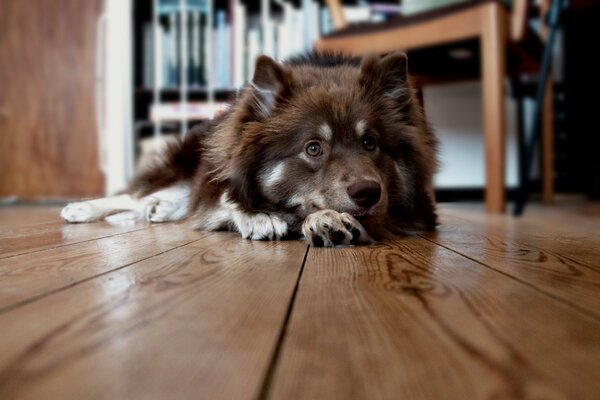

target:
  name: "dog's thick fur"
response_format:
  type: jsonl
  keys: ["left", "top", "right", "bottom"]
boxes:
{"left": 61, "top": 52, "right": 439, "bottom": 247}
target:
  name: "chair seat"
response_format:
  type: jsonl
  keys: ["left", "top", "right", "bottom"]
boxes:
{"left": 324, "top": 0, "right": 502, "bottom": 40}
{"left": 321, "top": 0, "right": 543, "bottom": 84}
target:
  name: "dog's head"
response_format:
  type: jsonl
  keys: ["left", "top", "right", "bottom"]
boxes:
{"left": 212, "top": 52, "right": 437, "bottom": 229}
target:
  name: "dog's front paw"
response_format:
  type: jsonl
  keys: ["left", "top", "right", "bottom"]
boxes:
{"left": 235, "top": 213, "right": 288, "bottom": 240}
{"left": 61, "top": 202, "right": 98, "bottom": 223}
{"left": 302, "top": 210, "right": 373, "bottom": 247}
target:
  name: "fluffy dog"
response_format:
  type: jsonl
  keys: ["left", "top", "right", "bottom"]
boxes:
{"left": 61, "top": 52, "right": 439, "bottom": 247}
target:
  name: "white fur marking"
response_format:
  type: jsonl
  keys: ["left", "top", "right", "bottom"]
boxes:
{"left": 384, "top": 87, "right": 408, "bottom": 100}
{"left": 319, "top": 123, "right": 332, "bottom": 141}
{"left": 61, "top": 184, "right": 191, "bottom": 224}
{"left": 262, "top": 162, "right": 286, "bottom": 188}
{"left": 287, "top": 194, "right": 305, "bottom": 209}
{"left": 201, "top": 192, "right": 237, "bottom": 230}
{"left": 251, "top": 83, "right": 277, "bottom": 118}
{"left": 356, "top": 120, "right": 366, "bottom": 137}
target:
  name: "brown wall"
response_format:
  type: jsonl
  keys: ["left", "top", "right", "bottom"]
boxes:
{"left": 0, "top": 0, "right": 105, "bottom": 199}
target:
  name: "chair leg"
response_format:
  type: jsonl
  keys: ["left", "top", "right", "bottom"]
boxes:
{"left": 542, "top": 78, "right": 554, "bottom": 203}
{"left": 481, "top": 3, "right": 507, "bottom": 213}
{"left": 514, "top": 0, "right": 565, "bottom": 215}
{"left": 514, "top": 91, "right": 527, "bottom": 215}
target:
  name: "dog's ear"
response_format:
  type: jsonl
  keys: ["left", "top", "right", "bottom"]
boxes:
{"left": 359, "top": 52, "right": 410, "bottom": 103}
{"left": 250, "top": 55, "right": 294, "bottom": 118}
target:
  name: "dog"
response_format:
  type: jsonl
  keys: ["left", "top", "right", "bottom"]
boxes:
{"left": 61, "top": 51, "right": 439, "bottom": 247}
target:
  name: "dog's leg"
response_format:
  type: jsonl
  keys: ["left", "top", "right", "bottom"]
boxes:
{"left": 144, "top": 183, "right": 191, "bottom": 222}
{"left": 61, "top": 183, "right": 191, "bottom": 223}
{"left": 302, "top": 210, "right": 374, "bottom": 247}
{"left": 61, "top": 195, "right": 139, "bottom": 223}
{"left": 194, "top": 191, "right": 288, "bottom": 240}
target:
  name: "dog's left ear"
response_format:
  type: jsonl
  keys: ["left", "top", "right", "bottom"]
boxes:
{"left": 250, "top": 55, "right": 294, "bottom": 118}
{"left": 359, "top": 52, "right": 410, "bottom": 102}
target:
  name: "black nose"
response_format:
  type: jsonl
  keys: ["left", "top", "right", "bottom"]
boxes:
{"left": 347, "top": 180, "right": 381, "bottom": 209}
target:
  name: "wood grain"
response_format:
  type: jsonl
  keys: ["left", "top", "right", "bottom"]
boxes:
{"left": 0, "top": 223, "right": 204, "bottom": 311}
{"left": 0, "top": 234, "right": 307, "bottom": 400}
{"left": 269, "top": 237, "right": 600, "bottom": 400}
{"left": 0, "top": 206, "right": 64, "bottom": 228}
{"left": 315, "top": 5, "right": 482, "bottom": 55}
{"left": 0, "top": 0, "right": 104, "bottom": 199}
{"left": 0, "top": 208, "right": 148, "bottom": 259}
{"left": 439, "top": 203, "right": 600, "bottom": 265}
{"left": 1, "top": 203, "right": 598, "bottom": 399}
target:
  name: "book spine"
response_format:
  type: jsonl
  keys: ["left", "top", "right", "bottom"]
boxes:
{"left": 233, "top": 1, "right": 246, "bottom": 87}
{"left": 168, "top": 12, "right": 178, "bottom": 87}
{"left": 203, "top": 12, "right": 211, "bottom": 87}
{"left": 190, "top": 11, "right": 199, "bottom": 86}
{"left": 247, "top": 28, "right": 260, "bottom": 80}
{"left": 143, "top": 23, "right": 154, "bottom": 88}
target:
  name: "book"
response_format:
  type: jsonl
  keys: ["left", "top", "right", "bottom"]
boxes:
{"left": 168, "top": 12, "right": 178, "bottom": 87}
{"left": 233, "top": 0, "right": 246, "bottom": 87}
{"left": 150, "top": 102, "right": 231, "bottom": 122}
{"left": 143, "top": 22, "right": 154, "bottom": 87}
{"left": 189, "top": 11, "right": 199, "bottom": 86}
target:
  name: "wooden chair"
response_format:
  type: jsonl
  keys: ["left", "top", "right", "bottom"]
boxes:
{"left": 317, "top": 0, "right": 554, "bottom": 213}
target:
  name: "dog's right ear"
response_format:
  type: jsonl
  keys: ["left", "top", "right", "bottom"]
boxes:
{"left": 359, "top": 52, "right": 411, "bottom": 104}
{"left": 250, "top": 55, "right": 294, "bottom": 119}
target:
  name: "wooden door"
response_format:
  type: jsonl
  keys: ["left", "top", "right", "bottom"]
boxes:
{"left": 0, "top": 0, "right": 105, "bottom": 199}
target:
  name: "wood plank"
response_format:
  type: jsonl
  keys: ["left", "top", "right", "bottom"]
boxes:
{"left": 0, "top": 223, "right": 204, "bottom": 312}
{"left": 269, "top": 237, "right": 600, "bottom": 399}
{"left": 315, "top": 5, "right": 483, "bottom": 55}
{"left": 0, "top": 235, "right": 307, "bottom": 400}
{"left": 0, "top": 208, "right": 148, "bottom": 259}
{"left": 0, "top": 206, "right": 64, "bottom": 228}
{"left": 420, "top": 206, "right": 600, "bottom": 317}
{"left": 437, "top": 204, "right": 600, "bottom": 271}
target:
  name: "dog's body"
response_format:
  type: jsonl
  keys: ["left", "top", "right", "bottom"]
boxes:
{"left": 61, "top": 52, "right": 439, "bottom": 246}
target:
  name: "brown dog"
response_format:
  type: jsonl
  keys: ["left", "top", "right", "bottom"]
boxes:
{"left": 61, "top": 52, "right": 439, "bottom": 246}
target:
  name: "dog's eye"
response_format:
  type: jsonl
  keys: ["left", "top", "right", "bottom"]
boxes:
{"left": 362, "top": 135, "right": 377, "bottom": 151}
{"left": 305, "top": 142, "right": 323, "bottom": 157}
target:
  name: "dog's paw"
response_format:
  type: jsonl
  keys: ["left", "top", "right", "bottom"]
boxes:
{"left": 302, "top": 210, "right": 373, "bottom": 247}
{"left": 235, "top": 213, "right": 288, "bottom": 240}
{"left": 61, "top": 202, "right": 99, "bottom": 223}
{"left": 145, "top": 199, "right": 186, "bottom": 223}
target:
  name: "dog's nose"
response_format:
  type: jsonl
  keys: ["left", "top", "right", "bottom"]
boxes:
{"left": 347, "top": 180, "right": 381, "bottom": 209}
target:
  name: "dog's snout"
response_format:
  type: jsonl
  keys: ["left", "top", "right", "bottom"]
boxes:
{"left": 347, "top": 180, "right": 381, "bottom": 209}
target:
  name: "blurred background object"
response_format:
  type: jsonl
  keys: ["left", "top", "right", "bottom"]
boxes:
{"left": 0, "top": 0, "right": 598, "bottom": 212}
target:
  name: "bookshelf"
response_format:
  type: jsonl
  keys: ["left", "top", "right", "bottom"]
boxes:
{"left": 132, "top": 0, "right": 329, "bottom": 141}
{"left": 99, "top": 0, "right": 401, "bottom": 194}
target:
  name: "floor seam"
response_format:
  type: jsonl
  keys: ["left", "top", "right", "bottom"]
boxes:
{"left": 418, "top": 234, "right": 600, "bottom": 322}
{"left": 0, "top": 237, "right": 203, "bottom": 315}
{"left": 256, "top": 244, "right": 310, "bottom": 400}
{"left": 0, "top": 225, "right": 150, "bottom": 260}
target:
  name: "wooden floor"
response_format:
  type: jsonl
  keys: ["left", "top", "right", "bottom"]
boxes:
{"left": 0, "top": 200, "right": 599, "bottom": 399}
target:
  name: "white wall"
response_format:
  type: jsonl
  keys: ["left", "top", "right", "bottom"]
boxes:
{"left": 424, "top": 81, "right": 520, "bottom": 189}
